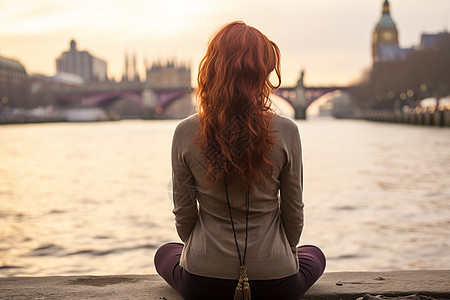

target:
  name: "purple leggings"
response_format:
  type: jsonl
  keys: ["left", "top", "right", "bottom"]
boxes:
{"left": 154, "top": 243, "right": 326, "bottom": 300}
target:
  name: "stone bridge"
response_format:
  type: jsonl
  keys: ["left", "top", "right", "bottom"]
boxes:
{"left": 55, "top": 80, "right": 348, "bottom": 119}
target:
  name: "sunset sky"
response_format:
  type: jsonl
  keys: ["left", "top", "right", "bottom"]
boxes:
{"left": 0, "top": 0, "right": 449, "bottom": 87}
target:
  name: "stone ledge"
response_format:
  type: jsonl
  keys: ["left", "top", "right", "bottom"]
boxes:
{"left": 0, "top": 270, "right": 449, "bottom": 299}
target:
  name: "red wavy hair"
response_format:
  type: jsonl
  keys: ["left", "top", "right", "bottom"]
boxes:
{"left": 195, "top": 21, "right": 281, "bottom": 185}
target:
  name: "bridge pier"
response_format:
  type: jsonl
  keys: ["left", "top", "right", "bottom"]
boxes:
{"left": 275, "top": 70, "right": 350, "bottom": 120}
{"left": 294, "top": 105, "right": 306, "bottom": 119}
{"left": 141, "top": 88, "right": 159, "bottom": 119}
{"left": 294, "top": 71, "right": 307, "bottom": 119}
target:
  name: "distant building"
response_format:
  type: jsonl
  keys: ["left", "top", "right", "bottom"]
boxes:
{"left": 372, "top": 0, "right": 450, "bottom": 64}
{"left": 372, "top": 0, "right": 413, "bottom": 63}
{"left": 419, "top": 31, "right": 450, "bottom": 50}
{"left": 56, "top": 40, "right": 107, "bottom": 82}
{"left": 0, "top": 55, "right": 29, "bottom": 108}
{"left": 146, "top": 60, "right": 190, "bottom": 89}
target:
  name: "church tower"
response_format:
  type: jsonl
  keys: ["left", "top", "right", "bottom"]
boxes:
{"left": 372, "top": 0, "right": 399, "bottom": 63}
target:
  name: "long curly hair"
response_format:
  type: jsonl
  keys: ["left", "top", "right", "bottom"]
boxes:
{"left": 195, "top": 21, "right": 281, "bottom": 186}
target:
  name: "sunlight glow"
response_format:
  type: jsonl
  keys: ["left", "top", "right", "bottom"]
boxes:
{"left": 270, "top": 93, "right": 295, "bottom": 119}
{"left": 1, "top": 0, "right": 448, "bottom": 84}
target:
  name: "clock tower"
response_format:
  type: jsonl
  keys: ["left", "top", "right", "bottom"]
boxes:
{"left": 372, "top": 0, "right": 399, "bottom": 63}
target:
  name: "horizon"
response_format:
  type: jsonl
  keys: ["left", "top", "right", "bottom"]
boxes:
{"left": 1, "top": 0, "right": 449, "bottom": 87}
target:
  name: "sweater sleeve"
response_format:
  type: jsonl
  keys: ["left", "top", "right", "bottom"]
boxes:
{"left": 279, "top": 123, "right": 304, "bottom": 249}
{"left": 171, "top": 122, "right": 198, "bottom": 242}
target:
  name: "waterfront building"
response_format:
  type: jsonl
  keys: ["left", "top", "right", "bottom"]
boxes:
{"left": 56, "top": 40, "right": 107, "bottom": 83}
{"left": 372, "top": 0, "right": 413, "bottom": 63}
{"left": 419, "top": 31, "right": 450, "bottom": 50}
{"left": 146, "top": 60, "right": 190, "bottom": 89}
{"left": 0, "top": 55, "right": 29, "bottom": 108}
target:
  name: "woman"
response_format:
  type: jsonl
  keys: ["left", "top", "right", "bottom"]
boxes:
{"left": 155, "top": 21, "right": 325, "bottom": 300}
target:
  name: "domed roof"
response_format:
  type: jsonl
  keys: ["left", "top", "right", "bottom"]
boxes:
{"left": 0, "top": 56, "right": 26, "bottom": 72}
{"left": 375, "top": 0, "right": 397, "bottom": 30}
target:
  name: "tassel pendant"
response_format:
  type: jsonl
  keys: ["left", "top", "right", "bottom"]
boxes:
{"left": 233, "top": 265, "right": 251, "bottom": 300}
{"left": 243, "top": 281, "right": 251, "bottom": 300}
{"left": 233, "top": 281, "right": 243, "bottom": 300}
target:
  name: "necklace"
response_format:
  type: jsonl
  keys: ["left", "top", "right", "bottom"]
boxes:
{"left": 225, "top": 180, "right": 251, "bottom": 300}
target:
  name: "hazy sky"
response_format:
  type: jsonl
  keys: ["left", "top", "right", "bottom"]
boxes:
{"left": 1, "top": 0, "right": 449, "bottom": 86}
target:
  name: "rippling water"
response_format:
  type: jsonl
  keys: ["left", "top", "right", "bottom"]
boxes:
{"left": 0, "top": 118, "right": 449, "bottom": 277}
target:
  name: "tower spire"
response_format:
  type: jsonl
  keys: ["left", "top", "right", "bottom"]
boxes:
{"left": 122, "top": 52, "right": 129, "bottom": 82}
{"left": 133, "top": 52, "right": 140, "bottom": 82}
{"left": 383, "top": 0, "right": 390, "bottom": 14}
{"left": 126, "top": 52, "right": 130, "bottom": 81}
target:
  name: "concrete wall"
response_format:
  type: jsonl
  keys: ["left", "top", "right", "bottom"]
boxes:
{"left": 1, "top": 270, "right": 449, "bottom": 300}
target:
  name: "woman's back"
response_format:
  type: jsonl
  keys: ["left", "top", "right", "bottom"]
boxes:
{"left": 172, "top": 113, "right": 304, "bottom": 280}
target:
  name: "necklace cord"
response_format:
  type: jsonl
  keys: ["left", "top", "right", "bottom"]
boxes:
{"left": 224, "top": 180, "right": 250, "bottom": 267}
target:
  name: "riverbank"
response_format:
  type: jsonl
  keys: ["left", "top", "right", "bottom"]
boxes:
{"left": 1, "top": 270, "right": 449, "bottom": 299}
{"left": 357, "top": 107, "right": 450, "bottom": 127}
{"left": 0, "top": 107, "right": 121, "bottom": 125}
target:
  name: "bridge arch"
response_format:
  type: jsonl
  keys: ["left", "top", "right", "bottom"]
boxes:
{"left": 274, "top": 86, "right": 348, "bottom": 109}
{"left": 82, "top": 91, "right": 143, "bottom": 107}
{"left": 56, "top": 90, "right": 143, "bottom": 107}
{"left": 270, "top": 93, "right": 295, "bottom": 118}
{"left": 155, "top": 88, "right": 192, "bottom": 110}
{"left": 306, "top": 90, "right": 344, "bottom": 116}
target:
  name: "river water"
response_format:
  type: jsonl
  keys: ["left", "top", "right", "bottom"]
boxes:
{"left": 0, "top": 118, "right": 449, "bottom": 277}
